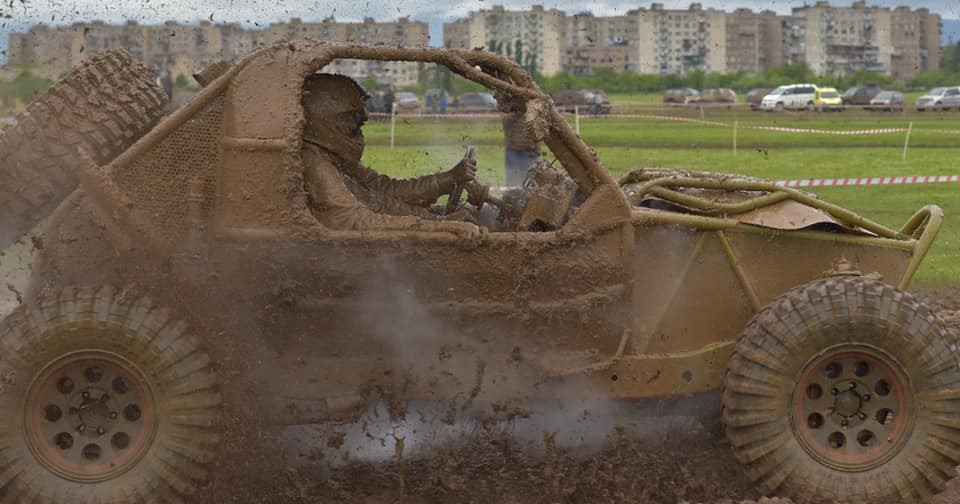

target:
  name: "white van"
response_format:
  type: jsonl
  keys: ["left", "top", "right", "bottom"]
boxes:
{"left": 760, "top": 84, "right": 819, "bottom": 111}
{"left": 915, "top": 87, "right": 960, "bottom": 111}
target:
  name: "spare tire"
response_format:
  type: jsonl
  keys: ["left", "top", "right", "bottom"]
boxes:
{"left": 0, "top": 50, "right": 168, "bottom": 250}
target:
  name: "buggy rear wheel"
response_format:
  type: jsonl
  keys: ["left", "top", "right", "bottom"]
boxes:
{"left": 0, "top": 287, "right": 221, "bottom": 502}
{"left": 722, "top": 277, "right": 960, "bottom": 503}
{"left": 0, "top": 50, "right": 168, "bottom": 250}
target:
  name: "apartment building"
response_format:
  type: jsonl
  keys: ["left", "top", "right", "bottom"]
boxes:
{"left": 444, "top": 2, "right": 940, "bottom": 79}
{"left": 5, "top": 2, "right": 944, "bottom": 83}
{"left": 562, "top": 12, "right": 637, "bottom": 74}
{"left": 6, "top": 16, "right": 428, "bottom": 86}
{"left": 441, "top": 5, "right": 566, "bottom": 76}
{"left": 918, "top": 9, "right": 942, "bottom": 72}
{"left": 8, "top": 21, "right": 226, "bottom": 80}
{"left": 787, "top": 1, "right": 939, "bottom": 79}
{"left": 632, "top": 3, "right": 727, "bottom": 75}
{"left": 724, "top": 9, "right": 783, "bottom": 75}
{"left": 261, "top": 17, "right": 429, "bottom": 86}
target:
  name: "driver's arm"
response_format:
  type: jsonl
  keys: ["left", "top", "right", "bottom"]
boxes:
{"left": 345, "top": 162, "right": 451, "bottom": 207}
{"left": 344, "top": 160, "right": 474, "bottom": 207}
{"left": 303, "top": 147, "right": 480, "bottom": 236}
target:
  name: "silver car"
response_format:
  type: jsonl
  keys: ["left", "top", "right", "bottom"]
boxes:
{"left": 915, "top": 87, "right": 960, "bottom": 111}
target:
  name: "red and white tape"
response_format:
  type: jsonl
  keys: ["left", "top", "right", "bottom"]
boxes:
{"left": 369, "top": 111, "right": 960, "bottom": 136}
{"left": 777, "top": 175, "right": 960, "bottom": 187}
{"left": 747, "top": 126, "right": 906, "bottom": 135}
{"left": 490, "top": 175, "right": 960, "bottom": 192}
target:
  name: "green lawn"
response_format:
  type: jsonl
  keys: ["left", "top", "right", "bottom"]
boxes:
{"left": 374, "top": 112, "right": 960, "bottom": 149}
{"left": 365, "top": 113, "right": 960, "bottom": 287}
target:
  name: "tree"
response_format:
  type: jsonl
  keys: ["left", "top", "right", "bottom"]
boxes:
{"left": 174, "top": 73, "right": 192, "bottom": 91}
{"left": 361, "top": 77, "right": 380, "bottom": 91}
{"left": 0, "top": 70, "right": 53, "bottom": 102}
{"left": 943, "top": 43, "right": 960, "bottom": 74}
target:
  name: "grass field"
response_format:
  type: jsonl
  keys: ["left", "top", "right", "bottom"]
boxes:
{"left": 364, "top": 109, "right": 960, "bottom": 286}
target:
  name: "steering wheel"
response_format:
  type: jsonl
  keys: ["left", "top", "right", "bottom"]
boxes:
{"left": 445, "top": 182, "right": 466, "bottom": 215}
{"left": 444, "top": 146, "right": 477, "bottom": 215}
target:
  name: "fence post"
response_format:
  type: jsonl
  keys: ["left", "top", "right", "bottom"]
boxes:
{"left": 390, "top": 102, "right": 397, "bottom": 150}
{"left": 575, "top": 106, "right": 581, "bottom": 135}
{"left": 733, "top": 120, "right": 738, "bottom": 157}
{"left": 902, "top": 121, "right": 913, "bottom": 161}
{"left": 699, "top": 105, "right": 705, "bottom": 122}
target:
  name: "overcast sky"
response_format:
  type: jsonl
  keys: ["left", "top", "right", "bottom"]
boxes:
{"left": 1, "top": 0, "right": 958, "bottom": 57}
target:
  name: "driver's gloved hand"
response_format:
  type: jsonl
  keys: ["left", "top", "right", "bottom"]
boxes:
{"left": 464, "top": 181, "right": 489, "bottom": 207}
{"left": 446, "top": 158, "right": 477, "bottom": 186}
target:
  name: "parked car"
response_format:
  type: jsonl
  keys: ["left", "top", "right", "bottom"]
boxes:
{"left": 915, "top": 87, "right": 960, "bottom": 111}
{"left": 394, "top": 91, "right": 421, "bottom": 113}
{"left": 841, "top": 84, "right": 882, "bottom": 106}
{"left": 746, "top": 88, "right": 770, "bottom": 110}
{"left": 866, "top": 91, "right": 906, "bottom": 112}
{"left": 813, "top": 87, "right": 843, "bottom": 111}
{"left": 454, "top": 91, "right": 498, "bottom": 113}
{"left": 663, "top": 88, "right": 700, "bottom": 104}
{"left": 760, "top": 84, "right": 818, "bottom": 111}
{"left": 551, "top": 89, "right": 612, "bottom": 114}
{"left": 691, "top": 88, "right": 737, "bottom": 107}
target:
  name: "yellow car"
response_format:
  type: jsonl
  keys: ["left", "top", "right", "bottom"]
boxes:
{"left": 814, "top": 87, "right": 843, "bottom": 111}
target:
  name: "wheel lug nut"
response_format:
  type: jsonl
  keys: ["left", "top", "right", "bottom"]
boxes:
{"left": 110, "top": 412, "right": 118, "bottom": 419}
{"left": 78, "top": 424, "right": 86, "bottom": 433}
{"left": 831, "top": 388, "right": 839, "bottom": 395}
{"left": 96, "top": 427, "right": 106, "bottom": 436}
{"left": 858, "top": 412, "right": 867, "bottom": 420}
{"left": 862, "top": 394, "right": 870, "bottom": 402}
{"left": 81, "top": 391, "right": 90, "bottom": 399}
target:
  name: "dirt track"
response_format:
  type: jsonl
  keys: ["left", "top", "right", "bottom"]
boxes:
{"left": 269, "top": 288, "right": 960, "bottom": 504}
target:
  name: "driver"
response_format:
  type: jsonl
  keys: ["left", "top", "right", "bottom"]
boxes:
{"left": 301, "top": 73, "right": 484, "bottom": 237}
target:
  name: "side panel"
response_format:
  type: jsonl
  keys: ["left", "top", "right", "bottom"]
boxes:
{"left": 630, "top": 225, "right": 753, "bottom": 355}
{"left": 204, "top": 228, "right": 633, "bottom": 415}
{"left": 725, "top": 230, "right": 910, "bottom": 305}
{"left": 621, "top": 222, "right": 913, "bottom": 399}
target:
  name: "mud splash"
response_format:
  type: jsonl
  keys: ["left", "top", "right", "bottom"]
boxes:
{"left": 262, "top": 288, "right": 960, "bottom": 504}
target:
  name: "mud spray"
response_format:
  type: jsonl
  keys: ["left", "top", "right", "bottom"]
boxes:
{"left": 260, "top": 251, "right": 758, "bottom": 503}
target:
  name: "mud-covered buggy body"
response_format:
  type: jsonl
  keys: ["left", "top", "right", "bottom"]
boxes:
{"left": 2, "top": 43, "right": 956, "bottom": 503}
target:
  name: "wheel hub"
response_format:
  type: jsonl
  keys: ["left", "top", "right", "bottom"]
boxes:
{"left": 792, "top": 346, "right": 914, "bottom": 471}
{"left": 833, "top": 387, "right": 863, "bottom": 418}
{"left": 25, "top": 351, "right": 157, "bottom": 482}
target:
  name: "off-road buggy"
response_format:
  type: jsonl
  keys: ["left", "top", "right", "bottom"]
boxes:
{"left": 0, "top": 44, "right": 957, "bottom": 503}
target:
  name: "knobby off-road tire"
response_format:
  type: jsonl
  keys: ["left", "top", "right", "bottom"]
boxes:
{"left": 0, "top": 287, "right": 221, "bottom": 503}
{"left": 722, "top": 277, "right": 960, "bottom": 503}
{"left": 0, "top": 50, "right": 168, "bottom": 250}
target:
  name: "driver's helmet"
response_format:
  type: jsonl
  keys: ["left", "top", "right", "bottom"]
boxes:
{"left": 302, "top": 73, "right": 370, "bottom": 166}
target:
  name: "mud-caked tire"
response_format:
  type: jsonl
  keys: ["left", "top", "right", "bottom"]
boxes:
{"left": 0, "top": 287, "right": 221, "bottom": 502}
{"left": 722, "top": 277, "right": 960, "bottom": 503}
{"left": 0, "top": 50, "right": 168, "bottom": 250}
